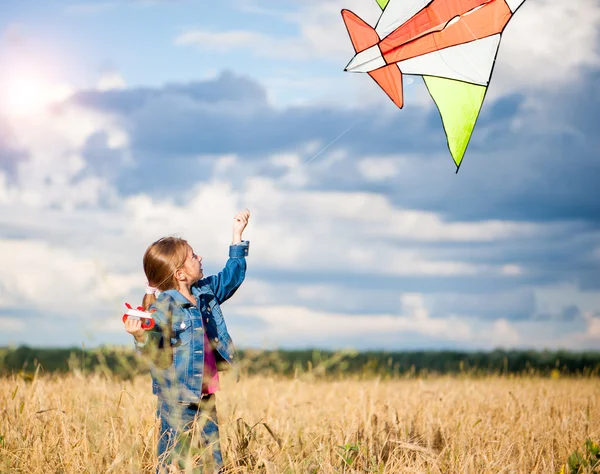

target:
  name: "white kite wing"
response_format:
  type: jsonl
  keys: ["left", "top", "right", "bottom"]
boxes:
{"left": 375, "top": 0, "right": 431, "bottom": 39}
{"left": 397, "top": 34, "right": 501, "bottom": 85}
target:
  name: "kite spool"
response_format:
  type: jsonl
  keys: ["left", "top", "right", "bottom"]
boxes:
{"left": 122, "top": 302, "right": 155, "bottom": 330}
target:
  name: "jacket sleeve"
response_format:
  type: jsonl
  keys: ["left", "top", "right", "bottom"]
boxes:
{"left": 206, "top": 241, "right": 249, "bottom": 305}
{"left": 133, "top": 296, "right": 174, "bottom": 369}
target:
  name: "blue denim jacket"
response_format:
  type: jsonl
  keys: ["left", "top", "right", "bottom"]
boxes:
{"left": 135, "top": 241, "right": 249, "bottom": 404}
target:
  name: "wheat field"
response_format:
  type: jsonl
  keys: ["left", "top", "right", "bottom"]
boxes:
{"left": 1, "top": 370, "right": 598, "bottom": 473}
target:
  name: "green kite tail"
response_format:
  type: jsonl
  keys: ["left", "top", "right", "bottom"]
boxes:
{"left": 423, "top": 76, "right": 486, "bottom": 169}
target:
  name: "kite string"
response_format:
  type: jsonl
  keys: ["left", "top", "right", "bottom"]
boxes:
{"left": 276, "top": 119, "right": 360, "bottom": 186}
{"left": 303, "top": 119, "right": 360, "bottom": 165}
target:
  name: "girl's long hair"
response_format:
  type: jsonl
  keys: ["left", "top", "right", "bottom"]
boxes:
{"left": 142, "top": 237, "right": 189, "bottom": 310}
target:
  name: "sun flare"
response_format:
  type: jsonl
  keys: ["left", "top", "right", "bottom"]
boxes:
{"left": 5, "top": 77, "right": 45, "bottom": 115}
{"left": 2, "top": 74, "right": 72, "bottom": 117}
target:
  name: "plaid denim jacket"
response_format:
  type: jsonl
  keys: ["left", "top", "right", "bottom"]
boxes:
{"left": 135, "top": 241, "right": 249, "bottom": 404}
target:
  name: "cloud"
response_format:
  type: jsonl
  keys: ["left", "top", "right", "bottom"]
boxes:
{"left": 65, "top": 3, "right": 119, "bottom": 14}
{"left": 426, "top": 289, "right": 537, "bottom": 321}
{"left": 175, "top": 30, "right": 316, "bottom": 60}
{"left": 489, "top": 318, "right": 521, "bottom": 348}
{"left": 63, "top": 69, "right": 600, "bottom": 230}
{"left": 0, "top": 317, "right": 25, "bottom": 333}
{"left": 72, "top": 70, "right": 267, "bottom": 113}
{"left": 230, "top": 292, "right": 474, "bottom": 349}
{"left": 357, "top": 157, "right": 400, "bottom": 181}
{"left": 97, "top": 72, "right": 127, "bottom": 92}
{"left": 0, "top": 84, "right": 130, "bottom": 210}
{"left": 0, "top": 239, "right": 139, "bottom": 315}
{"left": 0, "top": 123, "right": 27, "bottom": 177}
{"left": 226, "top": 291, "right": 591, "bottom": 350}
{"left": 492, "top": 0, "right": 600, "bottom": 94}
{"left": 534, "top": 284, "right": 600, "bottom": 318}
{"left": 0, "top": 60, "right": 598, "bottom": 349}
{"left": 65, "top": 0, "right": 182, "bottom": 14}
{"left": 584, "top": 311, "right": 600, "bottom": 339}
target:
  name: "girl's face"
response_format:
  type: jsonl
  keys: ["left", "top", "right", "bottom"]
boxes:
{"left": 180, "top": 245, "right": 203, "bottom": 283}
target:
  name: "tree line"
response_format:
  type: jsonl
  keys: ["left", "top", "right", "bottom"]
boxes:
{"left": 1, "top": 345, "right": 599, "bottom": 379}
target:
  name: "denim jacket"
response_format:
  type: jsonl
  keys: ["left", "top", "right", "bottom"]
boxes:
{"left": 135, "top": 241, "right": 249, "bottom": 404}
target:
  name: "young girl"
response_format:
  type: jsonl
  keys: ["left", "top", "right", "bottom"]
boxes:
{"left": 124, "top": 209, "right": 251, "bottom": 473}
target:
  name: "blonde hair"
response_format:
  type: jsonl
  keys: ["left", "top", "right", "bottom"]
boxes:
{"left": 142, "top": 236, "right": 189, "bottom": 310}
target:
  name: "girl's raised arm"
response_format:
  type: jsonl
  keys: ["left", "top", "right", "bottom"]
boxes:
{"left": 206, "top": 241, "right": 249, "bottom": 304}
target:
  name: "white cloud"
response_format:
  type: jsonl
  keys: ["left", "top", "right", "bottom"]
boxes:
{"left": 584, "top": 311, "right": 600, "bottom": 339}
{"left": 534, "top": 284, "right": 600, "bottom": 318}
{"left": 97, "top": 72, "right": 127, "bottom": 92}
{"left": 489, "top": 318, "right": 521, "bottom": 348}
{"left": 221, "top": 278, "right": 599, "bottom": 350}
{"left": 0, "top": 166, "right": 542, "bottom": 341}
{"left": 212, "top": 154, "right": 238, "bottom": 175}
{"left": 0, "top": 180, "right": 596, "bottom": 348}
{"left": 46, "top": 174, "right": 543, "bottom": 284}
{"left": 0, "top": 239, "right": 139, "bottom": 314}
{"left": 175, "top": 30, "right": 315, "bottom": 60}
{"left": 492, "top": 0, "right": 600, "bottom": 93}
{"left": 0, "top": 317, "right": 25, "bottom": 333}
{"left": 64, "top": 3, "right": 119, "bottom": 14}
{"left": 231, "top": 292, "right": 473, "bottom": 347}
{"left": 64, "top": 1, "right": 171, "bottom": 15}
{"left": 357, "top": 157, "right": 400, "bottom": 181}
{"left": 501, "top": 264, "right": 524, "bottom": 276}
{"left": 0, "top": 90, "right": 129, "bottom": 210}
{"left": 243, "top": 176, "right": 545, "bottom": 243}
{"left": 0, "top": 74, "right": 594, "bottom": 349}
{"left": 269, "top": 152, "right": 309, "bottom": 187}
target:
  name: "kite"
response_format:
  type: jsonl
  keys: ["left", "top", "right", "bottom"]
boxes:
{"left": 342, "top": 0, "right": 527, "bottom": 172}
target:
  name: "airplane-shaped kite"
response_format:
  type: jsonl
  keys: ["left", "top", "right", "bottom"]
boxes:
{"left": 342, "top": 0, "right": 527, "bottom": 172}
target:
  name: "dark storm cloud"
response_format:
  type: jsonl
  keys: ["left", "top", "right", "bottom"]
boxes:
{"left": 69, "top": 69, "right": 600, "bottom": 226}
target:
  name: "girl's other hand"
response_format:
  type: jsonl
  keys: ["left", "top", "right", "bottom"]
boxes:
{"left": 232, "top": 209, "right": 250, "bottom": 242}
{"left": 124, "top": 318, "right": 147, "bottom": 342}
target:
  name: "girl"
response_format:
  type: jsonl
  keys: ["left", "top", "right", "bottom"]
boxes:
{"left": 124, "top": 209, "right": 251, "bottom": 473}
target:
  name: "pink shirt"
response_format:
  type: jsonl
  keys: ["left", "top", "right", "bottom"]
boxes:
{"left": 202, "top": 330, "right": 220, "bottom": 394}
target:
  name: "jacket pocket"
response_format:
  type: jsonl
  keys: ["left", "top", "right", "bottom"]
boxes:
{"left": 209, "top": 300, "right": 225, "bottom": 324}
{"left": 170, "top": 319, "right": 193, "bottom": 347}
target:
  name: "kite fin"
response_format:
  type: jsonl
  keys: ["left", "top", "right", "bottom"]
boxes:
{"left": 342, "top": 9, "right": 403, "bottom": 108}
{"left": 341, "top": 9, "right": 380, "bottom": 53}
{"left": 369, "top": 65, "right": 404, "bottom": 108}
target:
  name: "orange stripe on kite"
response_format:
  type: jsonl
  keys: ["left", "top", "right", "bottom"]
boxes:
{"left": 382, "top": 0, "right": 512, "bottom": 64}
{"left": 380, "top": 0, "right": 489, "bottom": 52}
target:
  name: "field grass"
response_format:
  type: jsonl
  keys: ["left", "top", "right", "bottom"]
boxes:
{"left": 1, "top": 370, "right": 599, "bottom": 473}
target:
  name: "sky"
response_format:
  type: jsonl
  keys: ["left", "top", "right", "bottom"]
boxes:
{"left": 0, "top": 0, "right": 599, "bottom": 351}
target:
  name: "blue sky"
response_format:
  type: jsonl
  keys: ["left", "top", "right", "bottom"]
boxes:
{"left": 0, "top": 0, "right": 599, "bottom": 351}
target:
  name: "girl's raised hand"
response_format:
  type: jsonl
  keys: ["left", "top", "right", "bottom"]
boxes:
{"left": 233, "top": 209, "right": 250, "bottom": 240}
